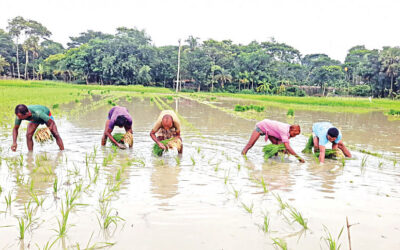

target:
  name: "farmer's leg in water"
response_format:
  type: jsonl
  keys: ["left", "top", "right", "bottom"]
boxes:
{"left": 334, "top": 141, "right": 352, "bottom": 157}
{"left": 242, "top": 129, "right": 264, "bottom": 155}
{"left": 46, "top": 119, "right": 64, "bottom": 150}
{"left": 26, "top": 123, "right": 39, "bottom": 151}
{"left": 313, "top": 135, "right": 320, "bottom": 152}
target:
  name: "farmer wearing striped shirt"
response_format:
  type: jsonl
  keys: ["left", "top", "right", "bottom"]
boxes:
{"left": 101, "top": 106, "right": 133, "bottom": 149}
{"left": 242, "top": 119, "right": 304, "bottom": 163}
{"left": 312, "top": 122, "right": 351, "bottom": 163}
{"left": 12, "top": 104, "right": 64, "bottom": 151}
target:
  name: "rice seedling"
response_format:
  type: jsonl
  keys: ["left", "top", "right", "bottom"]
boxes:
{"left": 0, "top": 185, "right": 2, "bottom": 195}
{"left": 53, "top": 177, "right": 58, "bottom": 194}
{"left": 260, "top": 176, "right": 268, "bottom": 193}
{"left": 388, "top": 109, "right": 400, "bottom": 116}
{"left": 30, "top": 190, "right": 45, "bottom": 207}
{"left": 152, "top": 138, "right": 173, "bottom": 156}
{"left": 378, "top": 161, "right": 383, "bottom": 169}
{"left": 263, "top": 144, "right": 286, "bottom": 159}
{"left": 241, "top": 202, "right": 254, "bottom": 214}
{"left": 18, "top": 154, "right": 24, "bottom": 166}
{"left": 5, "top": 191, "right": 12, "bottom": 208}
{"left": 97, "top": 201, "right": 124, "bottom": 230}
{"left": 23, "top": 201, "right": 36, "bottom": 226}
{"left": 115, "top": 168, "right": 122, "bottom": 182}
{"left": 361, "top": 155, "right": 368, "bottom": 168}
{"left": 17, "top": 217, "right": 30, "bottom": 239}
{"left": 273, "top": 193, "right": 288, "bottom": 210}
{"left": 321, "top": 225, "right": 344, "bottom": 250}
{"left": 174, "top": 156, "right": 181, "bottom": 165}
{"left": 74, "top": 232, "right": 115, "bottom": 249}
{"left": 234, "top": 104, "right": 264, "bottom": 112}
{"left": 231, "top": 186, "right": 240, "bottom": 199}
{"left": 340, "top": 157, "right": 346, "bottom": 168}
{"left": 287, "top": 206, "right": 308, "bottom": 229}
{"left": 262, "top": 213, "right": 271, "bottom": 233}
{"left": 272, "top": 238, "right": 287, "bottom": 250}
{"left": 55, "top": 202, "right": 71, "bottom": 237}
{"left": 190, "top": 156, "right": 196, "bottom": 165}
{"left": 34, "top": 128, "right": 53, "bottom": 143}
{"left": 197, "top": 147, "right": 201, "bottom": 153}
{"left": 52, "top": 104, "right": 59, "bottom": 109}
{"left": 224, "top": 171, "right": 230, "bottom": 185}
{"left": 286, "top": 109, "right": 294, "bottom": 117}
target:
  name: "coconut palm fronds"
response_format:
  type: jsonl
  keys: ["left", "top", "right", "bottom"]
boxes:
{"left": 34, "top": 128, "right": 53, "bottom": 143}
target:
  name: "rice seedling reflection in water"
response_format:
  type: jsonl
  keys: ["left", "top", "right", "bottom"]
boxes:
{"left": 272, "top": 237, "right": 287, "bottom": 250}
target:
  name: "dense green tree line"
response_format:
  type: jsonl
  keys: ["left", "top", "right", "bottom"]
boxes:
{"left": 1, "top": 16, "right": 400, "bottom": 98}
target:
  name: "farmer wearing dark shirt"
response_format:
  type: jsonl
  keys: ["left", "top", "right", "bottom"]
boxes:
{"left": 12, "top": 104, "right": 64, "bottom": 151}
{"left": 101, "top": 106, "right": 133, "bottom": 149}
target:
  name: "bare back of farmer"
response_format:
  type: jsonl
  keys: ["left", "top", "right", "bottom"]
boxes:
{"left": 150, "top": 110, "right": 182, "bottom": 153}
{"left": 242, "top": 119, "right": 304, "bottom": 163}
{"left": 312, "top": 122, "right": 351, "bottom": 163}
{"left": 12, "top": 104, "right": 64, "bottom": 152}
{"left": 101, "top": 106, "right": 133, "bottom": 149}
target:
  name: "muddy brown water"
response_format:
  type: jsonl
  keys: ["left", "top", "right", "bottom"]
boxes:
{"left": 0, "top": 96, "right": 399, "bottom": 249}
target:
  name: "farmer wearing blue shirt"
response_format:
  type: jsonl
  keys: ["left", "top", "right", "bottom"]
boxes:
{"left": 312, "top": 122, "right": 351, "bottom": 163}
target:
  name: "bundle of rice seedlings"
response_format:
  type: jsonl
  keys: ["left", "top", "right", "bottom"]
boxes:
{"left": 123, "top": 132, "right": 133, "bottom": 147}
{"left": 152, "top": 138, "right": 173, "bottom": 156}
{"left": 109, "top": 132, "right": 133, "bottom": 147}
{"left": 111, "top": 133, "right": 125, "bottom": 143}
{"left": 302, "top": 135, "right": 314, "bottom": 154}
{"left": 167, "top": 137, "right": 182, "bottom": 151}
{"left": 302, "top": 135, "right": 344, "bottom": 159}
{"left": 263, "top": 144, "right": 286, "bottom": 159}
{"left": 286, "top": 109, "right": 294, "bottom": 117}
{"left": 34, "top": 128, "right": 53, "bottom": 143}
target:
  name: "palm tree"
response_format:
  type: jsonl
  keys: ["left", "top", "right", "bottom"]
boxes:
{"left": 238, "top": 71, "right": 249, "bottom": 91}
{"left": 256, "top": 80, "right": 271, "bottom": 94}
{"left": 7, "top": 16, "right": 28, "bottom": 79}
{"left": 22, "top": 36, "right": 39, "bottom": 80}
{"left": 214, "top": 68, "right": 232, "bottom": 88}
{"left": 379, "top": 47, "right": 400, "bottom": 98}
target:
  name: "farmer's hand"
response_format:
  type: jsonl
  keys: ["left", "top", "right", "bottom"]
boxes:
{"left": 158, "top": 142, "right": 166, "bottom": 150}
{"left": 11, "top": 143, "right": 17, "bottom": 152}
{"left": 118, "top": 144, "right": 127, "bottom": 150}
{"left": 314, "top": 146, "right": 319, "bottom": 153}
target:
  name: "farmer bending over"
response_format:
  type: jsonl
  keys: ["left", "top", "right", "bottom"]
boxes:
{"left": 101, "top": 106, "right": 133, "bottom": 149}
{"left": 312, "top": 122, "right": 351, "bottom": 163}
{"left": 150, "top": 110, "right": 182, "bottom": 153}
{"left": 242, "top": 119, "right": 304, "bottom": 163}
{"left": 12, "top": 104, "right": 64, "bottom": 152}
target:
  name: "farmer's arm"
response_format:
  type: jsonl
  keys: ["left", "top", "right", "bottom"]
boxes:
{"left": 11, "top": 125, "right": 20, "bottom": 151}
{"left": 46, "top": 119, "right": 64, "bottom": 150}
{"left": 284, "top": 142, "right": 305, "bottom": 163}
{"left": 319, "top": 145, "right": 326, "bottom": 163}
{"left": 242, "top": 130, "right": 261, "bottom": 155}
{"left": 150, "top": 129, "right": 166, "bottom": 150}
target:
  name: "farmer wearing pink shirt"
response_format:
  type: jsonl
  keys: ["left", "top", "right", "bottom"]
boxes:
{"left": 242, "top": 119, "right": 304, "bottom": 163}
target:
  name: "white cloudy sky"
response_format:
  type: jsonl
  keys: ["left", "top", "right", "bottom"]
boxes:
{"left": 1, "top": 0, "right": 399, "bottom": 61}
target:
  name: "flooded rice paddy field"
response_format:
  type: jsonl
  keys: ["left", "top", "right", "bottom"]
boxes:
{"left": 0, "top": 95, "right": 399, "bottom": 249}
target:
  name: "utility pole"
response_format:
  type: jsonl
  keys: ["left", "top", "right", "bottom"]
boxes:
{"left": 176, "top": 39, "right": 181, "bottom": 93}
